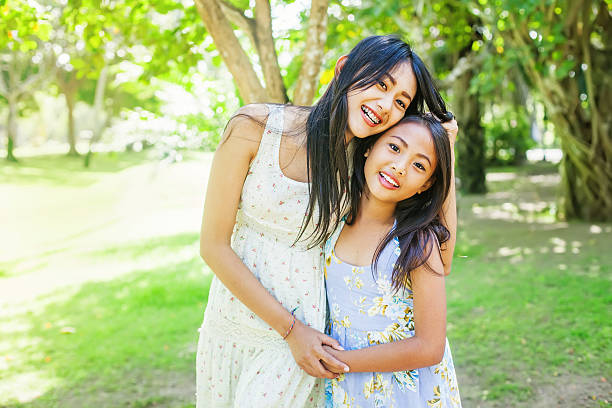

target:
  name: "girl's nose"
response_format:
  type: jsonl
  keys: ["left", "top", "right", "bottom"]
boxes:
{"left": 392, "top": 163, "right": 405, "bottom": 176}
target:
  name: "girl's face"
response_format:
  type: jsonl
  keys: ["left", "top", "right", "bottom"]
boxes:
{"left": 345, "top": 62, "right": 417, "bottom": 142}
{"left": 363, "top": 122, "right": 437, "bottom": 204}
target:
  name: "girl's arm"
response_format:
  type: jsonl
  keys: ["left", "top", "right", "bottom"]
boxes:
{"left": 439, "top": 119, "right": 458, "bottom": 276}
{"left": 322, "top": 246, "right": 447, "bottom": 372}
{"left": 200, "top": 105, "right": 348, "bottom": 379}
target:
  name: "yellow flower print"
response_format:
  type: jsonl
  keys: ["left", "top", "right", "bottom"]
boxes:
{"left": 367, "top": 322, "right": 409, "bottom": 345}
{"left": 393, "top": 369, "right": 418, "bottom": 392}
{"left": 363, "top": 373, "right": 391, "bottom": 402}
{"left": 344, "top": 267, "right": 364, "bottom": 290}
{"left": 427, "top": 385, "right": 442, "bottom": 407}
{"left": 354, "top": 296, "right": 367, "bottom": 315}
{"left": 340, "top": 315, "right": 351, "bottom": 328}
{"left": 330, "top": 375, "right": 357, "bottom": 407}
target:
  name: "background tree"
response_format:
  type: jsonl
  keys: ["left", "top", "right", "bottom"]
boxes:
{"left": 478, "top": 0, "right": 611, "bottom": 220}
{"left": 0, "top": 1, "right": 51, "bottom": 161}
{"left": 193, "top": 0, "right": 329, "bottom": 105}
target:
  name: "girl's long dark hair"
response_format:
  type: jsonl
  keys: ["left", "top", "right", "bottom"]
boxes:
{"left": 347, "top": 115, "right": 453, "bottom": 292}
{"left": 298, "top": 35, "right": 452, "bottom": 248}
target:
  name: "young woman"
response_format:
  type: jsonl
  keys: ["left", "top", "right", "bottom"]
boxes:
{"left": 323, "top": 115, "right": 461, "bottom": 407}
{"left": 197, "top": 35, "right": 458, "bottom": 407}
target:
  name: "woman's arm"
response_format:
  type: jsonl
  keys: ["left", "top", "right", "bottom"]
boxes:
{"left": 322, "top": 246, "right": 447, "bottom": 373}
{"left": 200, "top": 105, "right": 348, "bottom": 379}
{"left": 439, "top": 119, "right": 458, "bottom": 276}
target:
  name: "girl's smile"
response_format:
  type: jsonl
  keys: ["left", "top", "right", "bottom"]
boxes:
{"left": 364, "top": 122, "right": 437, "bottom": 204}
{"left": 378, "top": 171, "right": 400, "bottom": 189}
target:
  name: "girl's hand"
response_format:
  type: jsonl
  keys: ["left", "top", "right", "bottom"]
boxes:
{"left": 441, "top": 118, "right": 458, "bottom": 146}
{"left": 285, "top": 320, "right": 349, "bottom": 379}
{"left": 321, "top": 345, "right": 349, "bottom": 374}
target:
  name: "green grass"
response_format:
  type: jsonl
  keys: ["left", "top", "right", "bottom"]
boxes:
{"left": 0, "top": 233, "right": 210, "bottom": 407}
{"left": 1, "top": 157, "right": 610, "bottom": 407}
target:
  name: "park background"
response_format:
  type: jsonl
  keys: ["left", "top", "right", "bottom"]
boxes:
{"left": 1, "top": 0, "right": 610, "bottom": 407}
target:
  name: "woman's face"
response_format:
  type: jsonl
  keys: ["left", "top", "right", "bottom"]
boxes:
{"left": 345, "top": 62, "right": 417, "bottom": 142}
{"left": 363, "top": 122, "right": 437, "bottom": 204}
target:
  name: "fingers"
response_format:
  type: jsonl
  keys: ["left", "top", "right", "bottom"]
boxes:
{"left": 320, "top": 334, "right": 345, "bottom": 350}
{"left": 301, "top": 359, "right": 338, "bottom": 379}
{"left": 319, "top": 350, "right": 350, "bottom": 374}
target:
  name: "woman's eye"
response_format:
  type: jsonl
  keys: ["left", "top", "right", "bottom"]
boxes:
{"left": 396, "top": 99, "right": 406, "bottom": 109}
{"left": 378, "top": 81, "right": 387, "bottom": 90}
{"left": 414, "top": 162, "right": 425, "bottom": 171}
{"left": 389, "top": 143, "right": 400, "bottom": 152}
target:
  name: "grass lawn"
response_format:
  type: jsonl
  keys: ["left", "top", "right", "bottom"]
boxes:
{"left": 1, "top": 154, "right": 610, "bottom": 407}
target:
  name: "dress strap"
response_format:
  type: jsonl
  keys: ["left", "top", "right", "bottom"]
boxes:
{"left": 251, "top": 104, "right": 284, "bottom": 169}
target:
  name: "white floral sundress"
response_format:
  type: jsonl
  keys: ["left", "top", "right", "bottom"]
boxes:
{"left": 196, "top": 105, "right": 327, "bottom": 407}
{"left": 324, "top": 221, "right": 462, "bottom": 407}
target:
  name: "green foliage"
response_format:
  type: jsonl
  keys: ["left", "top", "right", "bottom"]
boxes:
{"left": 0, "top": 1, "right": 51, "bottom": 50}
{"left": 484, "top": 107, "right": 534, "bottom": 165}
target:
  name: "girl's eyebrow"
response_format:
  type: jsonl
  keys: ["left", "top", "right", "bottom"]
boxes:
{"left": 385, "top": 73, "right": 413, "bottom": 102}
{"left": 390, "top": 135, "right": 432, "bottom": 167}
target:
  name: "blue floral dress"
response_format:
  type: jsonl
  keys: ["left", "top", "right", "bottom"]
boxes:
{"left": 324, "top": 222, "right": 461, "bottom": 408}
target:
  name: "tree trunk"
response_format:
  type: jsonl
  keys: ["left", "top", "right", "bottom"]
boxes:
{"left": 194, "top": 0, "right": 268, "bottom": 103}
{"left": 84, "top": 65, "right": 110, "bottom": 168}
{"left": 454, "top": 70, "right": 486, "bottom": 194}
{"left": 196, "top": 0, "right": 330, "bottom": 105}
{"left": 6, "top": 97, "right": 18, "bottom": 162}
{"left": 65, "top": 88, "right": 78, "bottom": 156}
{"left": 503, "top": 1, "right": 612, "bottom": 220}
{"left": 254, "top": 0, "right": 287, "bottom": 102}
{"left": 292, "top": 0, "right": 329, "bottom": 105}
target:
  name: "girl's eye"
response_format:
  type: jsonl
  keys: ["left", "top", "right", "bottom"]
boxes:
{"left": 389, "top": 143, "right": 400, "bottom": 152}
{"left": 378, "top": 81, "right": 387, "bottom": 90}
{"left": 414, "top": 162, "right": 425, "bottom": 171}
{"left": 396, "top": 99, "right": 406, "bottom": 109}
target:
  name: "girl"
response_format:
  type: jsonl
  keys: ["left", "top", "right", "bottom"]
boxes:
{"left": 197, "top": 35, "right": 458, "bottom": 407}
{"left": 323, "top": 115, "right": 461, "bottom": 407}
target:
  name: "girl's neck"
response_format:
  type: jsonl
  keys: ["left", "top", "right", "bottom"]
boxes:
{"left": 354, "top": 189, "right": 396, "bottom": 229}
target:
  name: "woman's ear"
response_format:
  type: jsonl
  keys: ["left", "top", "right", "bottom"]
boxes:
{"left": 364, "top": 148, "right": 370, "bottom": 158}
{"left": 334, "top": 55, "right": 349, "bottom": 77}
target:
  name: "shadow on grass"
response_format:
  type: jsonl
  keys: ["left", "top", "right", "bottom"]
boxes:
{"left": 0, "top": 151, "right": 153, "bottom": 187}
{"left": 448, "top": 199, "right": 611, "bottom": 405}
{"left": 1, "top": 250, "right": 211, "bottom": 407}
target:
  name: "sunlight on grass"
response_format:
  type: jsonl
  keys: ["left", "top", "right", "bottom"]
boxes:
{"left": 0, "top": 248, "right": 211, "bottom": 407}
{"left": 1, "top": 158, "right": 610, "bottom": 407}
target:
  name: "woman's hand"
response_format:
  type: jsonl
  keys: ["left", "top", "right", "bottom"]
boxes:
{"left": 321, "top": 345, "right": 349, "bottom": 374}
{"left": 441, "top": 117, "right": 458, "bottom": 146}
{"left": 285, "top": 320, "right": 349, "bottom": 379}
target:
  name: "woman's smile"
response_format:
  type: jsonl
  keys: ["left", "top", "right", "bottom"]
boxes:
{"left": 361, "top": 105, "right": 382, "bottom": 126}
{"left": 345, "top": 62, "right": 417, "bottom": 141}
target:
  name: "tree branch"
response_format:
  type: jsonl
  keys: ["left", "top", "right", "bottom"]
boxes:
{"left": 253, "top": 0, "right": 287, "bottom": 102}
{"left": 438, "top": 51, "right": 486, "bottom": 91}
{"left": 194, "top": 0, "right": 267, "bottom": 103}
{"left": 218, "top": 0, "right": 257, "bottom": 46}
{"left": 292, "top": 0, "right": 329, "bottom": 105}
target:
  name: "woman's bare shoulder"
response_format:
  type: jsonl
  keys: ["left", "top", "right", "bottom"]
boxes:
{"left": 221, "top": 104, "right": 270, "bottom": 145}
{"left": 283, "top": 104, "right": 311, "bottom": 124}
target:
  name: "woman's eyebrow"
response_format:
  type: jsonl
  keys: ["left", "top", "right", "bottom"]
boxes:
{"left": 386, "top": 73, "right": 413, "bottom": 102}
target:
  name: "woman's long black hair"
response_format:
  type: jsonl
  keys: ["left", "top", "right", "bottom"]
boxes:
{"left": 298, "top": 35, "right": 453, "bottom": 248}
{"left": 347, "top": 115, "right": 453, "bottom": 292}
